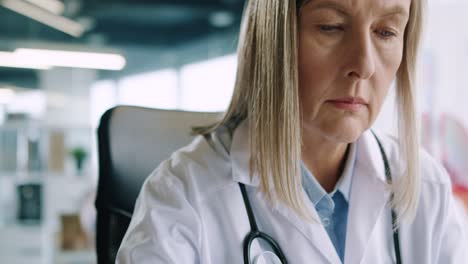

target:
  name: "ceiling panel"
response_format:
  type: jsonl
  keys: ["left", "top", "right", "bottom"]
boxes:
{"left": 0, "top": 0, "right": 244, "bottom": 88}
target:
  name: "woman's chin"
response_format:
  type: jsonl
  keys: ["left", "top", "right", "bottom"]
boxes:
{"left": 318, "top": 120, "right": 367, "bottom": 143}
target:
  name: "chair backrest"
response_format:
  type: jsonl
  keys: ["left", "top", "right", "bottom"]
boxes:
{"left": 95, "top": 105, "right": 220, "bottom": 264}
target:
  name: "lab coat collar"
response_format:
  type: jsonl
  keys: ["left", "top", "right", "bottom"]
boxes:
{"left": 230, "top": 120, "right": 261, "bottom": 186}
{"left": 356, "top": 129, "right": 389, "bottom": 184}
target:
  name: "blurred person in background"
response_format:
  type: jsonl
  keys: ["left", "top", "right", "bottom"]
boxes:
{"left": 117, "top": 0, "right": 467, "bottom": 263}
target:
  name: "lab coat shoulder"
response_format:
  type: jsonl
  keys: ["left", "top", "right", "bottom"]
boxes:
{"left": 153, "top": 134, "right": 234, "bottom": 202}
{"left": 116, "top": 135, "right": 234, "bottom": 264}
{"left": 371, "top": 129, "right": 467, "bottom": 263}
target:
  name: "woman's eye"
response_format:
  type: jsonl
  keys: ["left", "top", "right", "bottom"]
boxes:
{"left": 318, "top": 25, "right": 343, "bottom": 32}
{"left": 376, "top": 29, "right": 397, "bottom": 38}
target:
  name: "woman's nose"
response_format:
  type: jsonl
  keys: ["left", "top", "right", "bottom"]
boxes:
{"left": 344, "top": 32, "right": 376, "bottom": 80}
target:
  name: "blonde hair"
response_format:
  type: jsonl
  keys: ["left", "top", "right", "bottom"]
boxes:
{"left": 196, "top": 0, "right": 425, "bottom": 223}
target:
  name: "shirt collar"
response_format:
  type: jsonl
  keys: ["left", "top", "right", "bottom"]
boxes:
{"left": 301, "top": 142, "right": 357, "bottom": 205}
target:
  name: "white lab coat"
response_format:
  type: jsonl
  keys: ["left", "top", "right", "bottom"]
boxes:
{"left": 117, "top": 121, "right": 468, "bottom": 264}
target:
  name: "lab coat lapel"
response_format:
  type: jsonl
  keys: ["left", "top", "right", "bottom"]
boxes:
{"left": 273, "top": 194, "right": 343, "bottom": 264}
{"left": 345, "top": 131, "right": 391, "bottom": 264}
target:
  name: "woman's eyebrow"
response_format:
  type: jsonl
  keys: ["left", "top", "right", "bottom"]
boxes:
{"left": 304, "top": 1, "right": 409, "bottom": 20}
{"left": 305, "top": 1, "right": 350, "bottom": 17}
{"left": 381, "top": 6, "right": 409, "bottom": 19}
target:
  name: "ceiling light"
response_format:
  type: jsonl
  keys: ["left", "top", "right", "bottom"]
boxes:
{"left": 14, "top": 48, "right": 127, "bottom": 71}
{"left": 1, "top": 0, "right": 84, "bottom": 37}
{"left": 0, "top": 51, "right": 51, "bottom": 70}
{"left": 209, "top": 11, "right": 235, "bottom": 28}
{"left": 23, "top": 0, "right": 64, "bottom": 15}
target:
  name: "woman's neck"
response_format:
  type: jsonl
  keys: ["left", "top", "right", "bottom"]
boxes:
{"left": 301, "top": 129, "right": 350, "bottom": 193}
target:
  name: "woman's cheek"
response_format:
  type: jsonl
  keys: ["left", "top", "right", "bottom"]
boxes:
{"left": 379, "top": 44, "right": 405, "bottom": 73}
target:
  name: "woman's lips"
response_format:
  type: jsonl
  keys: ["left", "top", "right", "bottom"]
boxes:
{"left": 327, "top": 97, "right": 367, "bottom": 112}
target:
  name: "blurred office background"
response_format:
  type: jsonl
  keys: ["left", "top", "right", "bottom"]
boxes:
{"left": 0, "top": 0, "right": 467, "bottom": 263}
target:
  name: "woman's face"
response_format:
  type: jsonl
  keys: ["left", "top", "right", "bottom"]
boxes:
{"left": 298, "top": 0, "right": 411, "bottom": 143}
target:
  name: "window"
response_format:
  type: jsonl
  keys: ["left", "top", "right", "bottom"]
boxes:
{"left": 180, "top": 54, "right": 236, "bottom": 112}
{"left": 90, "top": 80, "right": 118, "bottom": 128}
{"left": 118, "top": 70, "right": 178, "bottom": 110}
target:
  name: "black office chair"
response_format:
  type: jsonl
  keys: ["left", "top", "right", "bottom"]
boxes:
{"left": 95, "top": 105, "right": 220, "bottom": 264}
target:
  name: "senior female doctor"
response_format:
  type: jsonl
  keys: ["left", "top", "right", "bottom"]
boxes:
{"left": 117, "top": 0, "right": 467, "bottom": 263}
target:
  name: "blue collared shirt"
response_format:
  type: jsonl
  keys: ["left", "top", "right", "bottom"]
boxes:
{"left": 301, "top": 143, "right": 356, "bottom": 263}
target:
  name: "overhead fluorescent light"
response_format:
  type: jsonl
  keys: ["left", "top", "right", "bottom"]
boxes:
{"left": 15, "top": 48, "right": 127, "bottom": 71}
{"left": 0, "top": 48, "right": 126, "bottom": 71}
{"left": 1, "top": 0, "right": 84, "bottom": 37}
{"left": 24, "top": 0, "right": 64, "bottom": 15}
{"left": 0, "top": 51, "right": 51, "bottom": 70}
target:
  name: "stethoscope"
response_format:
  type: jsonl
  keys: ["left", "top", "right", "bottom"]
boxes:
{"left": 207, "top": 129, "right": 402, "bottom": 264}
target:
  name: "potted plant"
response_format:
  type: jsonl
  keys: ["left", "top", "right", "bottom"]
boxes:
{"left": 70, "top": 147, "right": 87, "bottom": 174}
